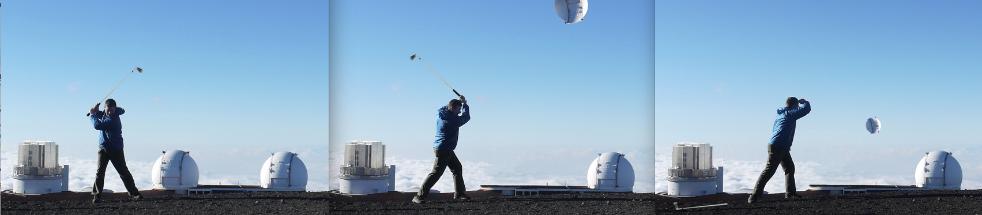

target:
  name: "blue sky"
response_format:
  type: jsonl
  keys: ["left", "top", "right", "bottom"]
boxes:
{"left": 1, "top": 1, "right": 329, "bottom": 189}
{"left": 0, "top": 1, "right": 654, "bottom": 193}
{"left": 656, "top": 1, "right": 982, "bottom": 191}
{"left": 329, "top": 0, "right": 654, "bottom": 191}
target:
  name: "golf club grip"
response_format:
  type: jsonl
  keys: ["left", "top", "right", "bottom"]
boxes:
{"left": 86, "top": 103, "right": 101, "bottom": 116}
{"left": 453, "top": 89, "right": 462, "bottom": 98}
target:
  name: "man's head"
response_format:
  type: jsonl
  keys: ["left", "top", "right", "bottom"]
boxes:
{"left": 785, "top": 97, "right": 799, "bottom": 108}
{"left": 447, "top": 99, "right": 463, "bottom": 114}
{"left": 105, "top": 99, "right": 117, "bottom": 114}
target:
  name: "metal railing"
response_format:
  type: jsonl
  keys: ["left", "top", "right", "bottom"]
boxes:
{"left": 14, "top": 166, "right": 63, "bottom": 176}
{"left": 340, "top": 166, "right": 390, "bottom": 176}
{"left": 667, "top": 168, "right": 717, "bottom": 180}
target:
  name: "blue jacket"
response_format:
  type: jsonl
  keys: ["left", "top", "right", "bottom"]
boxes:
{"left": 91, "top": 107, "right": 126, "bottom": 151}
{"left": 769, "top": 101, "right": 810, "bottom": 150}
{"left": 433, "top": 104, "right": 470, "bottom": 151}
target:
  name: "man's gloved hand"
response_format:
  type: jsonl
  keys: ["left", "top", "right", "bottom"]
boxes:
{"left": 89, "top": 103, "right": 101, "bottom": 116}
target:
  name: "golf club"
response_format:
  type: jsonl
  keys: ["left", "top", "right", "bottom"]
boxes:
{"left": 410, "top": 53, "right": 463, "bottom": 98}
{"left": 86, "top": 67, "right": 143, "bottom": 116}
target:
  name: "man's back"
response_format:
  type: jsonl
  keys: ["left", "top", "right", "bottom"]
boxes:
{"left": 433, "top": 104, "right": 470, "bottom": 151}
{"left": 769, "top": 101, "right": 810, "bottom": 150}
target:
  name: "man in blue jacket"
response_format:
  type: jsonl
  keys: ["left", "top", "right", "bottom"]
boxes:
{"left": 89, "top": 99, "right": 142, "bottom": 203}
{"left": 748, "top": 97, "right": 811, "bottom": 204}
{"left": 413, "top": 96, "right": 471, "bottom": 204}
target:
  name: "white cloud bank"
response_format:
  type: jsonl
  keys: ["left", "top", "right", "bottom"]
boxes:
{"left": 330, "top": 150, "right": 655, "bottom": 194}
{"left": 655, "top": 153, "right": 982, "bottom": 194}
{"left": 1, "top": 151, "right": 331, "bottom": 193}
{"left": 4, "top": 148, "right": 653, "bottom": 194}
{"left": 382, "top": 152, "right": 656, "bottom": 193}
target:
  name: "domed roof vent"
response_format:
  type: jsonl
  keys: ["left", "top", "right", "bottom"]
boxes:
{"left": 586, "top": 152, "right": 634, "bottom": 192}
{"left": 915, "top": 150, "right": 962, "bottom": 190}
{"left": 259, "top": 152, "right": 307, "bottom": 191}
{"left": 151, "top": 150, "right": 199, "bottom": 191}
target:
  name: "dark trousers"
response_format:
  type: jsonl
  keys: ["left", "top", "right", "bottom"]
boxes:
{"left": 417, "top": 150, "right": 466, "bottom": 198}
{"left": 751, "top": 145, "right": 796, "bottom": 196}
{"left": 93, "top": 149, "right": 141, "bottom": 197}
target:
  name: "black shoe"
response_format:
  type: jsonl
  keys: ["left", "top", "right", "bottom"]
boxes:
{"left": 92, "top": 197, "right": 102, "bottom": 204}
{"left": 747, "top": 195, "right": 758, "bottom": 204}
{"left": 786, "top": 193, "right": 802, "bottom": 199}
{"left": 454, "top": 194, "right": 471, "bottom": 200}
{"left": 412, "top": 195, "right": 425, "bottom": 204}
{"left": 132, "top": 194, "right": 144, "bottom": 201}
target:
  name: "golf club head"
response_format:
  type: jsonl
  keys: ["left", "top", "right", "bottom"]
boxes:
{"left": 410, "top": 53, "right": 417, "bottom": 61}
{"left": 133, "top": 67, "right": 143, "bottom": 73}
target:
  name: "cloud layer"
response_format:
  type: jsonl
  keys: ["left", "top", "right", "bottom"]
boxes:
{"left": 331, "top": 151, "right": 655, "bottom": 194}
{"left": 3, "top": 149, "right": 654, "bottom": 193}
{"left": 390, "top": 153, "right": 656, "bottom": 193}
{"left": 1, "top": 151, "right": 331, "bottom": 192}
{"left": 655, "top": 153, "right": 982, "bottom": 194}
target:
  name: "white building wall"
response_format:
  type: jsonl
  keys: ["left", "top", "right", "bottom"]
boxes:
{"left": 17, "top": 141, "right": 62, "bottom": 176}
{"left": 19, "top": 143, "right": 39, "bottom": 169}
{"left": 369, "top": 141, "right": 385, "bottom": 169}
{"left": 345, "top": 144, "right": 371, "bottom": 168}
{"left": 667, "top": 180, "right": 719, "bottom": 197}
{"left": 340, "top": 178, "right": 390, "bottom": 195}
{"left": 345, "top": 141, "right": 387, "bottom": 169}
{"left": 672, "top": 145, "right": 688, "bottom": 169}
{"left": 41, "top": 142, "right": 59, "bottom": 169}
{"left": 18, "top": 144, "right": 29, "bottom": 168}
{"left": 672, "top": 143, "right": 713, "bottom": 170}
{"left": 698, "top": 145, "right": 712, "bottom": 170}
{"left": 13, "top": 178, "right": 65, "bottom": 195}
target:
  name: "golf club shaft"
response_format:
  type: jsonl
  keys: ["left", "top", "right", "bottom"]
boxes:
{"left": 422, "top": 60, "right": 456, "bottom": 90}
{"left": 86, "top": 72, "right": 133, "bottom": 116}
{"left": 417, "top": 55, "right": 463, "bottom": 98}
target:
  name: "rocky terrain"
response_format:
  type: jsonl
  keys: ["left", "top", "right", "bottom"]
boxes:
{"left": 2, "top": 190, "right": 657, "bottom": 214}
{"left": 655, "top": 190, "right": 982, "bottom": 214}
{"left": 2, "top": 190, "right": 338, "bottom": 214}
{"left": 330, "top": 191, "right": 655, "bottom": 214}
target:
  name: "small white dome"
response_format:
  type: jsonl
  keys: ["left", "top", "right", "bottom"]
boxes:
{"left": 151, "top": 150, "right": 199, "bottom": 191}
{"left": 914, "top": 150, "right": 962, "bottom": 190}
{"left": 260, "top": 152, "right": 307, "bottom": 191}
{"left": 586, "top": 152, "right": 635, "bottom": 192}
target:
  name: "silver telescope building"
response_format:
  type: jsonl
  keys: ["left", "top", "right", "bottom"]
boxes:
{"left": 667, "top": 142, "right": 724, "bottom": 197}
{"left": 339, "top": 140, "right": 396, "bottom": 195}
{"left": 13, "top": 141, "right": 69, "bottom": 195}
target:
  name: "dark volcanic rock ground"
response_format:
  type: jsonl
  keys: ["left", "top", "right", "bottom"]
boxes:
{"left": 655, "top": 190, "right": 982, "bottom": 214}
{"left": 331, "top": 191, "right": 655, "bottom": 214}
{"left": 10, "top": 189, "right": 982, "bottom": 214}
{"left": 2, "top": 190, "right": 656, "bottom": 214}
{"left": 2, "top": 190, "right": 339, "bottom": 214}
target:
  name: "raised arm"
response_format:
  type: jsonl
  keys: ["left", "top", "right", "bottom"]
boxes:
{"left": 91, "top": 111, "right": 112, "bottom": 130}
{"left": 459, "top": 104, "right": 471, "bottom": 126}
{"left": 789, "top": 99, "right": 811, "bottom": 120}
{"left": 438, "top": 105, "right": 471, "bottom": 127}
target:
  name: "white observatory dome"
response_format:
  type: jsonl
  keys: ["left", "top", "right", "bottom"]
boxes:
{"left": 260, "top": 152, "right": 308, "bottom": 191}
{"left": 586, "top": 152, "right": 635, "bottom": 192}
{"left": 151, "top": 150, "right": 199, "bottom": 191}
{"left": 914, "top": 150, "right": 962, "bottom": 190}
